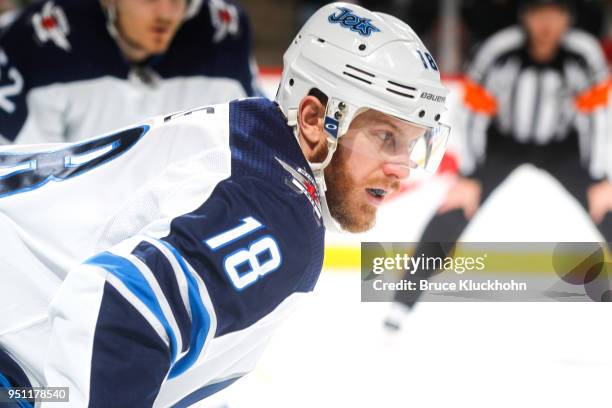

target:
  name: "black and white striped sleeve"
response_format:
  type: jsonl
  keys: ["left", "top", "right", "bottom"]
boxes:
{"left": 565, "top": 29, "right": 611, "bottom": 180}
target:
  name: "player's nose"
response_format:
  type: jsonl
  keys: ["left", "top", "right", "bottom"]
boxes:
{"left": 382, "top": 162, "right": 410, "bottom": 182}
{"left": 156, "top": 0, "right": 183, "bottom": 20}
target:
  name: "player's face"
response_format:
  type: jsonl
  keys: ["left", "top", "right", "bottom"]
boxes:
{"left": 0, "top": 0, "right": 16, "bottom": 13}
{"left": 115, "top": 0, "right": 187, "bottom": 57}
{"left": 324, "top": 109, "right": 419, "bottom": 233}
{"left": 523, "top": 6, "right": 570, "bottom": 54}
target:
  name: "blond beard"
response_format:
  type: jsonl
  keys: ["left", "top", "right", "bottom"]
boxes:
{"left": 324, "top": 145, "right": 377, "bottom": 233}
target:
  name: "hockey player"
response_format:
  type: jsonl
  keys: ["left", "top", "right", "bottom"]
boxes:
{"left": 0, "top": 3, "right": 450, "bottom": 406}
{"left": 0, "top": 0, "right": 259, "bottom": 144}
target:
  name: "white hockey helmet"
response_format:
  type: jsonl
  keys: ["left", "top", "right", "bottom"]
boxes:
{"left": 276, "top": 2, "right": 450, "bottom": 230}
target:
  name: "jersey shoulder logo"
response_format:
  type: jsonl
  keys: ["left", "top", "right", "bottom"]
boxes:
{"left": 328, "top": 7, "right": 380, "bottom": 37}
{"left": 275, "top": 157, "right": 322, "bottom": 224}
{"left": 31, "top": 1, "right": 71, "bottom": 52}
{"left": 208, "top": 0, "right": 240, "bottom": 43}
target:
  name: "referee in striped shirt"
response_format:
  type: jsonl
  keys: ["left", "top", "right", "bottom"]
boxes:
{"left": 387, "top": 0, "right": 612, "bottom": 327}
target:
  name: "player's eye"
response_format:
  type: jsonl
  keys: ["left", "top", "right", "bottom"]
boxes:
{"left": 374, "top": 131, "right": 395, "bottom": 146}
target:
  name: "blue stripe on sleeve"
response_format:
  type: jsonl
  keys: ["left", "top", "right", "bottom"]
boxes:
{"left": 132, "top": 242, "right": 192, "bottom": 353}
{"left": 0, "top": 372, "right": 32, "bottom": 408}
{"left": 171, "top": 376, "right": 242, "bottom": 408}
{"left": 159, "top": 240, "right": 212, "bottom": 378}
{"left": 85, "top": 252, "right": 179, "bottom": 364}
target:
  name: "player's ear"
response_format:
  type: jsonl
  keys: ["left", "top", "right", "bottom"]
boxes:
{"left": 297, "top": 95, "right": 328, "bottom": 163}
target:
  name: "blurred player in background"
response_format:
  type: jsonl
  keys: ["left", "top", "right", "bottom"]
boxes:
{"left": 0, "top": 0, "right": 259, "bottom": 144}
{"left": 0, "top": 2, "right": 450, "bottom": 406}
{"left": 386, "top": 0, "right": 612, "bottom": 330}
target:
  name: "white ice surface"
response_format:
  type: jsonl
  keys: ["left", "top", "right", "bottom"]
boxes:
{"left": 197, "top": 271, "right": 612, "bottom": 408}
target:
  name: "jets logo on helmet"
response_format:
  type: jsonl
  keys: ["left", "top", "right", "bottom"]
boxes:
{"left": 328, "top": 7, "right": 380, "bottom": 37}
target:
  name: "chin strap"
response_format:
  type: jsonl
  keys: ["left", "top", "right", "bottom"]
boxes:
{"left": 185, "top": 0, "right": 202, "bottom": 19}
{"left": 310, "top": 142, "right": 343, "bottom": 233}
{"left": 102, "top": 3, "right": 120, "bottom": 41}
{"left": 102, "top": 4, "right": 147, "bottom": 62}
{"left": 288, "top": 108, "right": 343, "bottom": 233}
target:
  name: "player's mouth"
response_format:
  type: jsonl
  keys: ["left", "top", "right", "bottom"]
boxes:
{"left": 366, "top": 188, "right": 387, "bottom": 206}
{"left": 151, "top": 26, "right": 171, "bottom": 36}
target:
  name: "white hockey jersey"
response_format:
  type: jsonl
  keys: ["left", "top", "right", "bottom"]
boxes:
{"left": 0, "top": 98, "right": 325, "bottom": 407}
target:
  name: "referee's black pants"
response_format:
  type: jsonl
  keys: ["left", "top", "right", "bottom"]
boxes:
{"left": 393, "top": 134, "right": 612, "bottom": 308}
